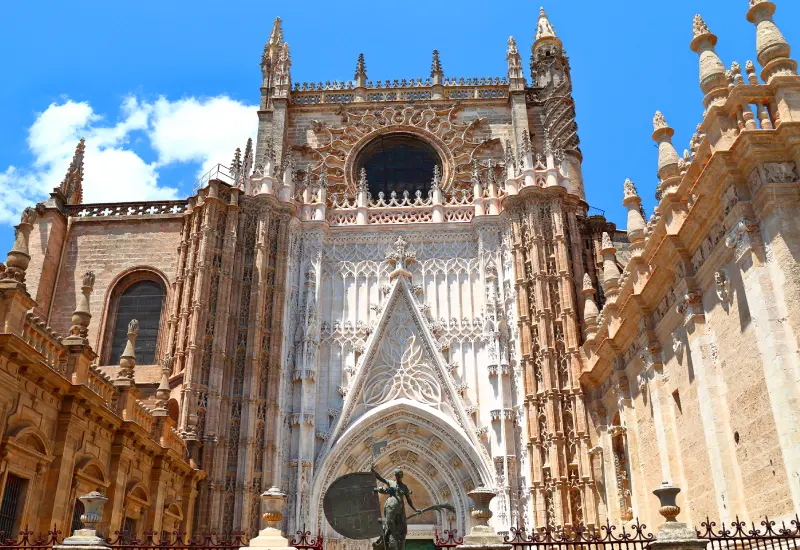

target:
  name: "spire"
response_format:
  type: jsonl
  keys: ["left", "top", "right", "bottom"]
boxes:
{"left": 690, "top": 15, "right": 728, "bottom": 107}
{"left": 269, "top": 16, "right": 284, "bottom": 47}
{"left": 535, "top": 7, "right": 557, "bottom": 41}
{"left": 230, "top": 147, "right": 242, "bottom": 175}
{"left": 431, "top": 50, "right": 444, "bottom": 85}
{"left": 506, "top": 37, "right": 525, "bottom": 91}
{"left": 355, "top": 53, "right": 367, "bottom": 87}
{"left": 746, "top": 0, "right": 796, "bottom": 83}
{"left": 60, "top": 138, "right": 85, "bottom": 205}
{"left": 263, "top": 16, "right": 284, "bottom": 70}
{"left": 652, "top": 111, "right": 680, "bottom": 196}
{"left": 242, "top": 138, "right": 253, "bottom": 184}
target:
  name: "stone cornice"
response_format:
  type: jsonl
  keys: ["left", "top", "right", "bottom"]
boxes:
{"left": 581, "top": 76, "right": 800, "bottom": 387}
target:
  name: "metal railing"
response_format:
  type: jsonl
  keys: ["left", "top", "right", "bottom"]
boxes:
{"left": 698, "top": 516, "right": 800, "bottom": 550}
{"left": 504, "top": 520, "right": 655, "bottom": 550}
{"left": 193, "top": 164, "right": 236, "bottom": 194}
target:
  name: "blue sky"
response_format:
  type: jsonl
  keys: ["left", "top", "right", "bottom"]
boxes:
{"left": 1, "top": 1, "right": 798, "bottom": 256}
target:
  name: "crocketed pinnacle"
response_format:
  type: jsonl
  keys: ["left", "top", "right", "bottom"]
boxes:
{"left": 507, "top": 36, "right": 519, "bottom": 55}
{"left": 269, "top": 17, "right": 284, "bottom": 46}
{"left": 536, "top": 7, "right": 557, "bottom": 41}
{"left": 61, "top": 138, "right": 85, "bottom": 204}
{"left": 355, "top": 53, "right": 367, "bottom": 80}
{"left": 431, "top": 50, "right": 443, "bottom": 77}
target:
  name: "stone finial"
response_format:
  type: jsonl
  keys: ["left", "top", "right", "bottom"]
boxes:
{"left": 385, "top": 236, "right": 416, "bottom": 279}
{"left": 520, "top": 131, "right": 532, "bottom": 154}
{"left": 535, "top": 7, "right": 556, "bottom": 41}
{"left": 153, "top": 354, "right": 172, "bottom": 415}
{"left": 652, "top": 111, "right": 680, "bottom": 186}
{"left": 601, "top": 233, "right": 621, "bottom": 299}
{"left": 431, "top": 50, "right": 443, "bottom": 78}
{"left": 471, "top": 159, "right": 480, "bottom": 182}
{"left": 431, "top": 165, "right": 442, "bottom": 190}
{"left": 506, "top": 37, "right": 525, "bottom": 91}
{"left": 117, "top": 319, "right": 139, "bottom": 384}
{"left": 355, "top": 53, "right": 367, "bottom": 87}
{"left": 623, "top": 179, "right": 646, "bottom": 245}
{"left": 69, "top": 271, "right": 96, "bottom": 339}
{"left": 692, "top": 14, "right": 710, "bottom": 39}
{"left": 690, "top": 15, "right": 728, "bottom": 106}
{"left": 242, "top": 137, "right": 253, "bottom": 185}
{"left": 747, "top": 0, "right": 796, "bottom": 82}
{"left": 357, "top": 167, "right": 368, "bottom": 193}
{"left": 623, "top": 178, "right": 639, "bottom": 199}
{"left": 731, "top": 61, "right": 744, "bottom": 86}
{"left": 746, "top": 60, "right": 760, "bottom": 84}
{"left": 653, "top": 111, "right": 668, "bottom": 131}
{"left": 318, "top": 170, "right": 328, "bottom": 190}
{"left": 4, "top": 207, "right": 38, "bottom": 283}
{"left": 582, "top": 273, "right": 594, "bottom": 292}
{"left": 230, "top": 147, "right": 242, "bottom": 175}
{"left": 601, "top": 232, "right": 614, "bottom": 252}
{"left": 60, "top": 138, "right": 85, "bottom": 205}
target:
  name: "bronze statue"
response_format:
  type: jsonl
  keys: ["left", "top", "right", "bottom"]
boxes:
{"left": 371, "top": 465, "right": 455, "bottom": 550}
{"left": 323, "top": 464, "right": 454, "bottom": 550}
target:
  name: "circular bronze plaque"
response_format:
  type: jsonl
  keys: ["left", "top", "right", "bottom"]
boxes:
{"left": 323, "top": 472, "right": 383, "bottom": 540}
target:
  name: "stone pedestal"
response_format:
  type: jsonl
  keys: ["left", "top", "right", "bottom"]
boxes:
{"left": 456, "top": 488, "right": 510, "bottom": 550}
{"left": 242, "top": 487, "right": 293, "bottom": 550}
{"left": 54, "top": 491, "right": 110, "bottom": 550}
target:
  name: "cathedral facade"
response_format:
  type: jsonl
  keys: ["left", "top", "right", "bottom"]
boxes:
{"left": 2, "top": 1, "right": 800, "bottom": 544}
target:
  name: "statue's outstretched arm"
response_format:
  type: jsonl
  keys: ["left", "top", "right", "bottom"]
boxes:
{"left": 371, "top": 465, "right": 390, "bottom": 486}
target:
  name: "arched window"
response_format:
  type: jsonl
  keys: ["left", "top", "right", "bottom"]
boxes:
{"left": 357, "top": 134, "right": 441, "bottom": 198}
{"left": 109, "top": 280, "right": 165, "bottom": 365}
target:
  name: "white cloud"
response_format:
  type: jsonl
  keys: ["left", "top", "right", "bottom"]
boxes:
{"left": 149, "top": 95, "right": 258, "bottom": 173}
{"left": 0, "top": 94, "right": 257, "bottom": 225}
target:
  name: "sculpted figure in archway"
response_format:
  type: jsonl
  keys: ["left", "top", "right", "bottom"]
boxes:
{"left": 371, "top": 465, "right": 454, "bottom": 550}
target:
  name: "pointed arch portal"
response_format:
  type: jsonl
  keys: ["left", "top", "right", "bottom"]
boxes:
{"left": 309, "top": 277, "right": 493, "bottom": 539}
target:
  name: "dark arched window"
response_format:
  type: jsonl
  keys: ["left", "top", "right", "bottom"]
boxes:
{"left": 357, "top": 134, "right": 440, "bottom": 198}
{"left": 109, "top": 280, "right": 165, "bottom": 365}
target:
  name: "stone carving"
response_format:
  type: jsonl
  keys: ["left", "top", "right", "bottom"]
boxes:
{"left": 764, "top": 162, "right": 797, "bottom": 184}
{"left": 362, "top": 310, "right": 442, "bottom": 408}
{"left": 308, "top": 103, "right": 492, "bottom": 192}
{"left": 653, "top": 111, "right": 669, "bottom": 131}
{"left": 693, "top": 14, "right": 710, "bottom": 38}
{"left": 536, "top": 7, "right": 556, "bottom": 40}
{"left": 671, "top": 331, "right": 684, "bottom": 356}
{"left": 715, "top": 269, "right": 732, "bottom": 303}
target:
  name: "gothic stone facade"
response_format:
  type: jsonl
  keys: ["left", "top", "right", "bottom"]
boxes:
{"left": 4, "top": 1, "right": 800, "bottom": 543}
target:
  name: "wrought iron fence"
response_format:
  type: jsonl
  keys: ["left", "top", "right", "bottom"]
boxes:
{"left": 504, "top": 520, "right": 656, "bottom": 550}
{"left": 290, "top": 529, "right": 323, "bottom": 550}
{"left": 434, "top": 529, "right": 463, "bottom": 550}
{"left": 0, "top": 527, "right": 61, "bottom": 550}
{"left": 106, "top": 530, "right": 247, "bottom": 550}
{"left": 698, "top": 516, "right": 800, "bottom": 550}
